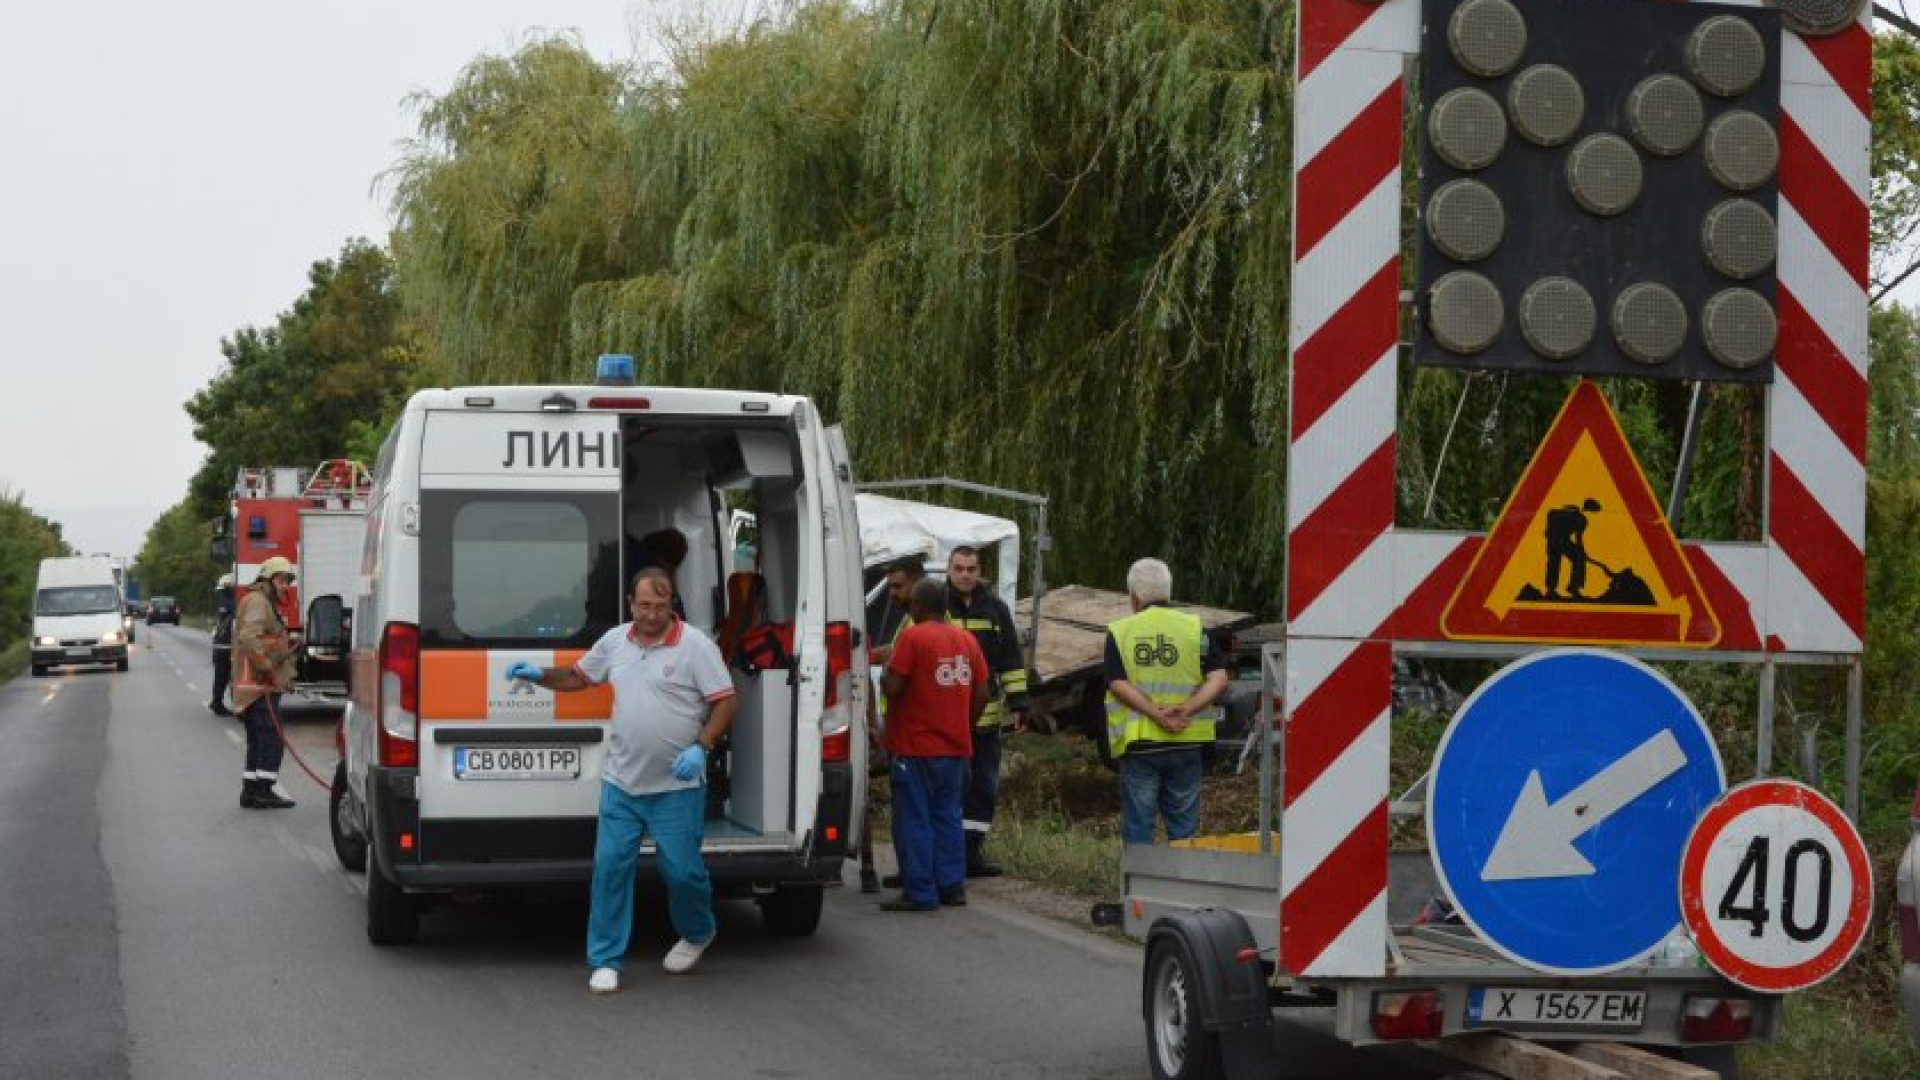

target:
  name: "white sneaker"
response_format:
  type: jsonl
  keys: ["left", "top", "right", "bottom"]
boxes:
{"left": 662, "top": 934, "right": 713, "bottom": 974}
{"left": 588, "top": 966, "right": 620, "bottom": 994}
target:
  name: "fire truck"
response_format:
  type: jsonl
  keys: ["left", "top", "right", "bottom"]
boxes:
{"left": 212, "top": 459, "right": 370, "bottom": 699}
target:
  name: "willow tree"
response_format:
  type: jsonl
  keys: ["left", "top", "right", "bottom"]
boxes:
{"left": 388, "top": 35, "right": 666, "bottom": 385}
{"left": 564, "top": 1, "right": 1294, "bottom": 606}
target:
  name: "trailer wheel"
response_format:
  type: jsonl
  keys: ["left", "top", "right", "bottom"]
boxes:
{"left": 329, "top": 761, "right": 367, "bottom": 873}
{"left": 1145, "top": 935, "right": 1225, "bottom": 1080}
{"left": 759, "top": 884, "right": 824, "bottom": 937}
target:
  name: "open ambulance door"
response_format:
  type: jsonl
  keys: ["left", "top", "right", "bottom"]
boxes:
{"left": 823, "top": 425, "right": 869, "bottom": 848}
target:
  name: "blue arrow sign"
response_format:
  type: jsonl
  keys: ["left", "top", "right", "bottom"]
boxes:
{"left": 1427, "top": 648, "right": 1725, "bottom": 974}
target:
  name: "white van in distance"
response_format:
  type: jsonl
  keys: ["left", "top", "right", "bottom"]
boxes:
{"left": 32, "top": 555, "right": 130, "bottom": 676}
{"left": 332, "top": 355, "right": 869, "bottom": 946}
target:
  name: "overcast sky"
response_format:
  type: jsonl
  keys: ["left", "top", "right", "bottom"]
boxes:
{"left": 0, "top": 2, "right": 714, "bottom": 559}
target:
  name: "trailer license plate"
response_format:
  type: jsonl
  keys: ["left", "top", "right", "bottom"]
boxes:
{"left": 1467, "top": 988, "right": 1646, "bottom": 1031}
{"left": 453, "top": 746, "right": 581, "bottom": 781}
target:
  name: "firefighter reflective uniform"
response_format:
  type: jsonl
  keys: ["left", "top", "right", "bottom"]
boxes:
{"left": 1104, "top": 606, "right": 1219, "bottom": 757}
{"left": 233, "top": 577, "right": 299, "bottom": 809}
{"left": 946, "top": 582, "right": 1028, "bottom": 876}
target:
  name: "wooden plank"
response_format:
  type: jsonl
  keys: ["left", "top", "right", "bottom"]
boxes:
{"left": 1569, "top": 1043, "right": 1718, "bottom": 1080}
{"left": 1017, "top": 584, "right": 1256, "bottom": 687}
{"left": 1439, "top": 1033, "right": 1628, "bottom": 1080}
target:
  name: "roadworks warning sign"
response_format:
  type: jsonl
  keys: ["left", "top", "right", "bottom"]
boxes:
{"left": 1442, "top": 381, "right": 1720, "bottom": 648}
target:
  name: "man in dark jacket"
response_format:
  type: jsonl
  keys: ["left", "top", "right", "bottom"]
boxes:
{"left": 944, "top": 545, "right": 1028, "bottom": 877}
{"left": 208, "top": 573, "right": 235, "bottom": 716}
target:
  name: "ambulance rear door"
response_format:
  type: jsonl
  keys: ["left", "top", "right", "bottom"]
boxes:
{"left": 411, "top": 407, "right": 625, "bottom": 845}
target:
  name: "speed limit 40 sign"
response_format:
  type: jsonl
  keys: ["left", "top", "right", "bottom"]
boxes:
{"left": 1678, "top": 779, "right": 1873, "bottom": 993}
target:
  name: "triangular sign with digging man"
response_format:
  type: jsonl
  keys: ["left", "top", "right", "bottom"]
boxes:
{"left": 1442, "top": 380, "right": 1720, "bottom": 648}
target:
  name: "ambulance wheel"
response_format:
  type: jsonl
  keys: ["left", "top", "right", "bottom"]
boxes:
{"left": 31, "top": 665, "right": 45, "bottom": 677}
{"left": 1145, "top": 935, "right": 1225, "bottom": 1080}
{"left": 116, "top": 657, "right": 129, "bottom": 672}
{"left": 329, "top": 761, "right": 367, "bottom": 873}
{"left": 759, "top": 884, "right": 824, "bottom": 937}
{"left": 366, "top": 863, "right": 419, "bottom": 946}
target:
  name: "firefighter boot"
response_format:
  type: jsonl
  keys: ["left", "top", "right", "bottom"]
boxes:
{"left": 965, "top": 833, "right": 1003, "bottom": 879}
{"left": 251, "top": 777, "right": 297, "bottom": 810}
{"left": 239, "top": 777, "right": 260, "bottom": 809}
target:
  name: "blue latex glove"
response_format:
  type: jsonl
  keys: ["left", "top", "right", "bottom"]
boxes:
{"left": 506, "top": 661, "right": 542, "bottom": 683}
{"left": 673, "top": 743, "right": 707, "bottom": 782}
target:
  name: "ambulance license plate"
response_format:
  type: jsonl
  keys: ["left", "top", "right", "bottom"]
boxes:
{"left": 1467, "top": 987, "right": 1646, "bottom": 1031}
{"left": 454, "top": 746, "right": 581, "bottom": 781}
{"left": 66, "top": 648, "right": 90, "bottom": 658}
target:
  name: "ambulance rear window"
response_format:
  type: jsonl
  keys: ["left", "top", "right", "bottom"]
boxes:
{"left": 419, "top": 491, "right": 620, "bottom": 647}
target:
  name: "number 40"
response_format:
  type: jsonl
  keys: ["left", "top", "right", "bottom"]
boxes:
{"left": 1717, "top": 836, "right": 1833, "bottom": 943}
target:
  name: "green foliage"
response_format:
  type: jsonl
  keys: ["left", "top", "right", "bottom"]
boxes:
{"left": 392, "top": 2, "right": 1293, "bottom": 607}
{"left": 185, "top": 240, "right": 418, "bottom": 514}
{"left": 0, "top": 491, "right": 71, "bottom": 650}
{"left": 1872, "top": 30, "right": 1920, "bottom": 301}
{"left": 131, "top": 501, "right": 229, "bottom": 618}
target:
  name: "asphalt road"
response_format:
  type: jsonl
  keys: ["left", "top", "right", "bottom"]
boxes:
{"left": 1, "top": 626, "right": 1154, "bottom": 1080}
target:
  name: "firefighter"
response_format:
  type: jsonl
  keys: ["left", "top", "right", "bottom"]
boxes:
{"left": 944, "top": 545, "right": 1028, "bottom": 878}
{"left": 208, "top": 573, "right": 236, "bottom": 716}
{"left": 233, "top": 557, "right": 299, "bottom": 810}
{"left": 1103, "top": 558, "right": 1229, "bottom": 844}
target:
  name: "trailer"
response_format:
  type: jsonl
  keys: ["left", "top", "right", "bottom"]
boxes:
{"left": 1112, "top": 0, "right": 1881, "bottom": 1073}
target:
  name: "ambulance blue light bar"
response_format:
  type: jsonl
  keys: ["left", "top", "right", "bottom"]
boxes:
{"left": 595, "top": 353, "right": 637, "bottom": 386}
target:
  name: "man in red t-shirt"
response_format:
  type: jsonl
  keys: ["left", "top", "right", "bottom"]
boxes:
{"left": 879, "top": 578, "right": 988, "bottom": 911}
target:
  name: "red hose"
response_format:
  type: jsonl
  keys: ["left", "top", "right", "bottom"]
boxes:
{"left": 262, "top": 691, "right": 336, "bottom": 791}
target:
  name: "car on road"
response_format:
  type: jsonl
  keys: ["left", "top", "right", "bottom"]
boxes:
{"left": 1899, "top": 778, "right": 1920, "bottom": 1045}
{"left": 146, "top": 596, "right": 180, "bottom": 625}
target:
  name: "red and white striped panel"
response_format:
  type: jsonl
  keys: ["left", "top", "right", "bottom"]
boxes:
{"left": 1282, "top": 1, "right": 1868, "bottom": 979}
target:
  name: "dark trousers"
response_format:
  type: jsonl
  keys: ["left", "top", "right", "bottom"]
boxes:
{"left": 963, "top": 724, "right": 1002, "bottom": 836}
{"left": 240, "top": 694, "right": 285, "bottom": 775}
{"left": 210, "top": 649, "right": 231, "bottom": 708}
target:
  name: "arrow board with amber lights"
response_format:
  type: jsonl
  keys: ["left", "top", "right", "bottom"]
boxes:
{"left": 1442, "top": 380, "right": 1720, "bottom": 647}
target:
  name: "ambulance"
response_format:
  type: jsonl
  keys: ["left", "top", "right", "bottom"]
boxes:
{"left": 331, "top": 356, "right": 869, "bottom": 946}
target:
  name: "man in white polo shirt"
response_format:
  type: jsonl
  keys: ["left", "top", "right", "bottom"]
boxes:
{"left": 508, "top": 567, "right": 738, "bottom": 994}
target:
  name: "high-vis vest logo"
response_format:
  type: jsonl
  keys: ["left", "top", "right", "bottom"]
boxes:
{"left": 1105, "top": 607, "right": 1217, "bottom": 757}
{"left": 1132, "top": 635, "right": 1182, "bottom": 668}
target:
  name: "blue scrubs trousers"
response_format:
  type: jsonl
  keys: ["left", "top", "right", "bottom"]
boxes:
{"left": 890, "top": 755, "right": 968, "bottom": 906}
{"left": 586, "top": 782, "right": 715, "bottom": 970}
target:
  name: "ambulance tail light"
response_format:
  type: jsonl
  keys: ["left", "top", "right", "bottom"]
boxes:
{"left": 818, "top": 621, "right": 856, "bottom": 763}
{"left": 821, "top": 727, "right": 851, "bottom": 763}
{"left": 1680, "top": 996, "right": 1755, "bottom": 1043}
{"left": 1371, "top": 990, "right": 1444, "bottom": 1040}
{"left": 378, "top": 621, "right": 419, "bottom": 769}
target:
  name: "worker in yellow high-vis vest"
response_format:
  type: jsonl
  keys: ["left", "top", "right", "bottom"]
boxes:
{"left": 1104, "top": 558, "right": 1229, "bottom": 845}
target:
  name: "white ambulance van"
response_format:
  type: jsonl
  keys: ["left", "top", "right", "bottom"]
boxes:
{"left": 331, "top": 356, "right": 870, "bottom": 946}
{"left": 31, "top": 556, "right": 130, "bottom": 676}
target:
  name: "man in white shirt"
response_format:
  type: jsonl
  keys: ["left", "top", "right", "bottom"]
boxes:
{"left": 509, "top": 567, "right": 738, "bottom": 994}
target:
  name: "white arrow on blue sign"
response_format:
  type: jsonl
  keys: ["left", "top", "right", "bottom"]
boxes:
{"left": 1427, "top": 648, "right": 1726, "bottom": 974}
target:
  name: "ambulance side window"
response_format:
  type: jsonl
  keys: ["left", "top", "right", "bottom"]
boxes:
{"left": 418, "top": 490, "right": 620, "bottom": 648}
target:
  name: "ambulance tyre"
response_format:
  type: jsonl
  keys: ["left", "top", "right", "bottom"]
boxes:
{"left": 116, "top": 657, "right": 128, "bottom": 672}
{"left": 759, "top": 884, "right": 824, "bottom": 937}
{"left": 1145, "top": 935, "right": 1225, "bottom": 1080}
{"left": 30, "top": 665, "right": 45, "bottom": 677}
{"left": 366, "top": 861, "right": 419, "bottom": 946}
{"left": 329, "top": 761, "right": 368, "bottom": 873}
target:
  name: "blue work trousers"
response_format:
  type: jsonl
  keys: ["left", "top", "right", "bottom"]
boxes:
{"left": 1119, "top": 748, "right": 1204, "bottom": 845}
{"left": 586, "top": 782, "right": 715, "bottom": 970}
{"left": 239, "top": 694, "right": 285, "bottom": 775}
{"left": 890, "top": 755, "right": 968, "bottom": 906}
